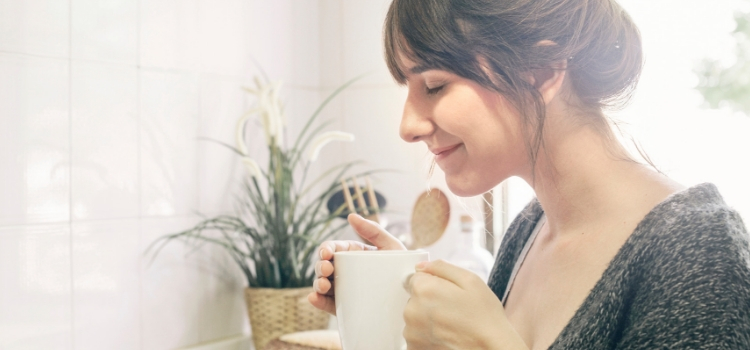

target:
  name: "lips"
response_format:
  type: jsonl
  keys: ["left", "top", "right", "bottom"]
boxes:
{"left": 431, "top": 144, "right": 462, "bottom": 161}
{"left": 430, "top": 144, "right": 461, "bottom": 155}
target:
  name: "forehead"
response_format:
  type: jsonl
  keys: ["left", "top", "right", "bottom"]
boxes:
{"left": 385, "top": 27, "right": 455, "bottom": 84}
{"left": 396, "top": 49, "right": 442, "bottom": 78}
{"left": 396, "top": 51, "right": 417, "bottom": 71}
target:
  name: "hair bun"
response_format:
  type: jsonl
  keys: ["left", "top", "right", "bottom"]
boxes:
{"left": 568, "top": 3, "right": 643, "bottom": 110}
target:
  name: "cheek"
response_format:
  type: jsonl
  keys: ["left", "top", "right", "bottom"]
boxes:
{"left": 461, "top": 102, "right": 528, "bottom": 188}
{"left": 470, "top": 99, "right": 525, "bottom": 161}
{"left": 484, "top": 96, "right": 526, "bottom": 155}
{"left": 433, "top": 90, "right": 489, "bottom": 135}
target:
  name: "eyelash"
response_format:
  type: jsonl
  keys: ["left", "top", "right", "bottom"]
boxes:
{"left": 425, "top": 85, "right": 445, "bottom": 95}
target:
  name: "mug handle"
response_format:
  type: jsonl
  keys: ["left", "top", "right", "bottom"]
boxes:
{"left": 402, "top": 272, "right": 415, "bottom": 292}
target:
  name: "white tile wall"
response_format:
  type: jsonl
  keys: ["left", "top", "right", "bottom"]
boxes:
{"left": 318, "top": 0, "right": 343, "bottom": 88}
{"left": 71, "top": 61, "right": 139, "bottom": 221}
{"left": 0, "top": 1, "right": 446, "bottom": 349}
{"left": 0, "top": 54, "right": 70, "bottom": 226}
{"left": 197, "top": 75, "right": 250, "bottom": 216}
{"left": 290, "top": 0, "right": 320, "bottom": 88}
{"left": 72, "top": 219, "right": 141, "bottom": 350}
{"left": 139, "top": 0, "right": 201, "bottom": 71}
{"left": 0, "top": 0, "right": 70, "bottom": 57}
{"left": 71, "top": 0, "right": 138, "bottom": 64}
{"left": 196, "top": 0, "right": 252, "bottom": 78}
{"left": 0, "top": 224, "right": 72, "bottom": 350}
{"left": 248, "top": 0, "right": 294, "bottom": 84}
{"left": 199, "top": 244, "right": 250, "bottom": 343}
{"left": 140, "top": 217, "right": 207, "bottom": 350}
{"left": 341, "top": 0, "right": 394, "bottom": 87}
{"left": 140, "top": 69, "right": 200, "bottom": 217}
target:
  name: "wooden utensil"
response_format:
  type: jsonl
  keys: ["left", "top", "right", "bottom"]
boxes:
{"left": 339, "top": 176, "right": 380, "bottom": 223}
{"left": 410, "top": 188, "right": 450, "bottom": 249}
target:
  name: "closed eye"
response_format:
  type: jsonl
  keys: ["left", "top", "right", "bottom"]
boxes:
{"left": 425, "top": 85, "right": 444, "bottom": 95}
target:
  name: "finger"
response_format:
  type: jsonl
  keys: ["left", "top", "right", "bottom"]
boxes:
{"left": 307, "top": 292, "right": 336, "bottom": 316}
{"left": 403, "top": 271, "right": 433, "bottom": 296}
{"left": 313, "top": 277, "right": 334, "bottom": 295}
{"left": 315, "top": 260, "right": 334, "bottom": 278}
{"left": 318, "top": 240, "right": 376, "bottom": 261}
{"left": 347, "top": 213, "right": 407, "bottom": 251}
{"left": 416, "top": 259, "right": 477, "bottom": 289}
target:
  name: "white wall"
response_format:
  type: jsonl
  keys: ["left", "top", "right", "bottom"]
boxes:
{"left": 0, "top": 0, "right": 310, "bottom": 349}
{"left": 0, "top": 0, "right": 484, "bottom": 349}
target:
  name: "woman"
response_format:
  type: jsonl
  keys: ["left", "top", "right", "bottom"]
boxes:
{"left": 308, "top": 0, "right": 750, "bottom": 348}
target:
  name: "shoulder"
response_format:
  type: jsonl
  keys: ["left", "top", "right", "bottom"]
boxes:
{"left": 637, "top": 183, "right": 749, "bottom": 264}
{"left": 617, "top": 183, "right": 750, "bottom": 348}
{"left": 630, "top": 183, "right": 750, "bottom": 286}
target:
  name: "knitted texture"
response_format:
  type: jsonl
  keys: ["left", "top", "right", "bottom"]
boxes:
{"left": 487, "top": 183, "right": 750, "bottom": 349}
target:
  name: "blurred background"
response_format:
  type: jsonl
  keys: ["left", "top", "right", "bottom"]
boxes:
{"left": 1, "top": 0, "right": 748, "bottom": 349}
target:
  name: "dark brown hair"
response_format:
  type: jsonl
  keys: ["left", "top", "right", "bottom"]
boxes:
{"left": 384, "top": 0, "right": 643, "bottom": 172}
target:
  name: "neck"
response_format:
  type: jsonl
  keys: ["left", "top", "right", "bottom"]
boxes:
{"left": 519, "top": 120, "right": 681, "bottom": 238}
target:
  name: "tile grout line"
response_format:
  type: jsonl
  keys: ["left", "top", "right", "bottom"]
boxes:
{"left": 339, "top": 0, "right": 346, "bottom": 161}
{"left": 67, "top": 0, "right": 75, "bottom": 349}
{"left": 136, "top": 0, "right": 144, "bottom": 348}
{"left": 196, "top": 0, "right": 208, "bottom": 345}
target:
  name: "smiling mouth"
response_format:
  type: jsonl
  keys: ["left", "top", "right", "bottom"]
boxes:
{"left": 433, "top": 144, "right": 461, "bottom": 160}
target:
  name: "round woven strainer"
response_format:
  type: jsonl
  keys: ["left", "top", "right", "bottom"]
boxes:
{"left": 410, "top": 188, "right": 450, "bottom": 249}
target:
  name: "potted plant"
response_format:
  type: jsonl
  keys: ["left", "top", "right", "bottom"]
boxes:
{"left": 148, "top": 75, "right": 368, "bottom": 350}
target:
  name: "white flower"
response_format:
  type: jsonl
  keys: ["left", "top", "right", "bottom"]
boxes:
{"left": 235, "top": 109, "right": 258, "bottom": 156}
{"left": 307, "top": 131, "right": 355, "bottom": 162}
{"left": 241, "top": 157, "right": 262, "bottom": 179}
{"left": 246, "top": 78, "right": 285, "bottom": 147}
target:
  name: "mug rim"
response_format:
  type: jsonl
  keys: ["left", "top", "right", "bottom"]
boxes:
{"left": 333, "top": 250, "right": 428, "bottom": 256}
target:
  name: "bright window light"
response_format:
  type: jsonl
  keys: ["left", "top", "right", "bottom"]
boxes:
{"left": 502, "top": 0, "right": 750, "bottom": 245}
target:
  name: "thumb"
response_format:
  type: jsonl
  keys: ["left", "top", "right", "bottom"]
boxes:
{"left": 416, "top": 259, "right": 477, "bottom": 289}
{"left": 347, "top": 213, "right": 406, "bottom": 251}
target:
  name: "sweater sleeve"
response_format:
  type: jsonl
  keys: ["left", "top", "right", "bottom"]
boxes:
{"left": 616, "top": 207, "right": 750, "bottom": 349}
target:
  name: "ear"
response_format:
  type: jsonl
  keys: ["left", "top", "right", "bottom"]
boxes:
{"left": 529, "top": 60, "right": 567, "bottom": 105}
{"left": 527, "top": 40, "right": 567, "bottom": 105}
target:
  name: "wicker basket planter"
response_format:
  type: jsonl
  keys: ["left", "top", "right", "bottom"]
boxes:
{"left": 245, "top": 286, "right": 330, "bottom": 350}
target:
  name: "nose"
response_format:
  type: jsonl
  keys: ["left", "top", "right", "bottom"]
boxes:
{"left": 399, "top": 90, "right": 435, "bottom": 143}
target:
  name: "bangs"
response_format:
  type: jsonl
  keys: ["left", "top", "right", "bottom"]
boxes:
{"left": 384, "top": 0, "right": 466, "bottom": 85}
{"left": 382, "top": 0, "right": 523, "bottom": 101}
{"left": 383, "top": 0, "right": 418, "bottom": 84}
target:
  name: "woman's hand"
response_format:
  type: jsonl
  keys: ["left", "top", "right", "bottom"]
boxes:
{"left": 404, "top": 260, "right": 529, "bottom": 350}
{"left": 307, "top": 213, "right": 407, "bottom": 315}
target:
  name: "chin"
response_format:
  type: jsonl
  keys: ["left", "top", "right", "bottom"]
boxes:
{"left": 445, "top": 177, "right": 492, "bottom": 197}
{"left": 444, "top": 169, "right": 508, "bottom": 197}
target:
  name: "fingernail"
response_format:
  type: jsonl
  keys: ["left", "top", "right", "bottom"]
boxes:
{"left": 313, "top": 279, "right": 319, "bottom": 292}
{"left": 415, "top": 261, "right": 428, "bottom": 271}
{"left": 319, "top": 248, "right": 326, "bottom": 259}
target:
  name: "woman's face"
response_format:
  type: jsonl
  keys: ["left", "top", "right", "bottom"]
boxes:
{"left": 399, "top": 56, "right": 529, "bottom": 196}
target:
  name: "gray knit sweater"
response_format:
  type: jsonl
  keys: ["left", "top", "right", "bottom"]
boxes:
{"left": 487, "top": 183, "right": 750, "bottom": 349}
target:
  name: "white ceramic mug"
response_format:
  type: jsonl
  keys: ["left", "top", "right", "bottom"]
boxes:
{"left": 333, "top": 250, "right": 429, "bottom": 350}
